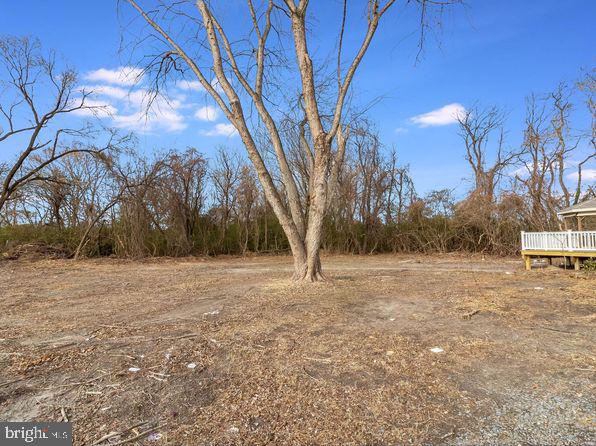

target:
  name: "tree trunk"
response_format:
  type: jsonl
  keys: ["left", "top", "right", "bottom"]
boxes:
{"left": 292, "top": 139, "right": 330, "bottom": 282}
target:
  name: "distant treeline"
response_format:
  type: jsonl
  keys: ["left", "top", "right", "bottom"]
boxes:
{"left": 2, "top": 109, "right": 593, "bottom": 259}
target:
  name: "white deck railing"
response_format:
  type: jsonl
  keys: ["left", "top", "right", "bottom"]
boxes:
{"left": 521, "top": 231, "right": 596, "bottom": 252}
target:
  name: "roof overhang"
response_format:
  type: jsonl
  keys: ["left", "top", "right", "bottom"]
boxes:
{"left": 557, "top": 209, "right": 596, "bottom": 217}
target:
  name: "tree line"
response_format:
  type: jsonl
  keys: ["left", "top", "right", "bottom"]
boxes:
{"left": 2, "top": 74, "right": 594, "bottom": 259}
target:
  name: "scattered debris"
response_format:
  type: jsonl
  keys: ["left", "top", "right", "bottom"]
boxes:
{"left": 534, "top": 287, "right": 544, "bottom": 290}
{"left": 229, "top": 426, "right": 239, "bottom": 434}
{"left": 187, "top": 363, "right": 197, "bottom": 369}
{"left": 90, "top": 422, "right": 165, "bottom": 446}
{"left": 147, "top": 432, "right": 163, "bottom": 442}
{"left": 203, "top": 310, "right": 220, "bottom": 316}
{"left": 128, "top": 367, "right": 141, "bottom": 373}
{"left": 386, "top": 350, "right": 395, "bottom": 356}
{"left": 430, "top": 347, "right": 444, "bottom": 353}
{"left": 441, "top": 431, "right": 455, "bottom": 439}
{"left": 462, "top": 309, "right": 480, "bottom": 319}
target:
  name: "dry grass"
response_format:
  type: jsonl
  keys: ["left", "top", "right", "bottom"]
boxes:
{"left": 0, "top": 254, "right": 594, "bottom": 445}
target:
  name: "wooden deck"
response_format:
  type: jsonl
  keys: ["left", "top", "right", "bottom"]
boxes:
{"left": 521, "top": 231, "right": 596, "bottom": 270}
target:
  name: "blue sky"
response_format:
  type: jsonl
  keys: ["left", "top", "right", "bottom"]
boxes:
{"left": 1, "top": 0, "right": 595, "bottom": 195}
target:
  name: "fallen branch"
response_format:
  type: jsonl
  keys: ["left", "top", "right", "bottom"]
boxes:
{"left": 303, "top": 356, "right": 332, "bottom": 363}
{"left": 89, "top": 421, "right": 151, "bottom": 446}
{"left": 537, "top": 326, "right": 576, "bottom": 334}
{"left": 462, "top": 309, "right": 480, "bottom": 319}
{"left": 108, "top": 424, "right": 166, "bottom": 446}
{"left": 0, "top": 377, "right": 28, "bottom": 387}
{"left": 44, "top": 374, "right": 104, "bottom": 390}
{"left": 159, "top": 333, "right": 200, "bottom": 340}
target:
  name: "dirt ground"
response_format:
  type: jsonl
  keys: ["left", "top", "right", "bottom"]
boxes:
{"left": 0, "top": 254, "right": 594, "bottom": 445}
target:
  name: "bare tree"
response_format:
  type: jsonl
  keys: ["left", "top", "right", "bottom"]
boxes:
{"left": 125, "top": 0, "right": 452, "bottom": 281}
{"left": 516, "top": 95, "right": 559, "bottom": 228}
{"left": 156, "top": 148, "right": 208, "bottom": 254}
{"left": 211, "top": 148, "right": 241, "bottom": 251}
{"left": 457, "top": 105, "right": 519, "bottom": 202}
{"left": 234, "top": 165, "right": 259, "bottom": 254}
{"left": 0, "top": 37, "right": 111, "bottom": 213}
{"left": 574, "top": 72, "right": 596, "bottom": 203}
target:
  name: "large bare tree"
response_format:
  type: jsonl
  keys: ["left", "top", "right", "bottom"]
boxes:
{"left": 125, "top": 0, "right": 448, "bottom": 281}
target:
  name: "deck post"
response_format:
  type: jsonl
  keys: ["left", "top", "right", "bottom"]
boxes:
{"left": 573, "top": 256, "right": 581, "bottom": 271}
{"left": 524, "top": 255, "right": 531, "bottom": 271}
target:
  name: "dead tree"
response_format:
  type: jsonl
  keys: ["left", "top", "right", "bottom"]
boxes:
{"left": 158, "top": 148, "right": 208, "bottom": 254}
{"left": 517, "top": 95, "right": 558, "bottom": 228}
{"left": 0, "top": 37, "right": 109, "bottom": 213}
{"left": 211, "top": 149, "right": 241, "bottom": 251}
{"left": 125, "top": 0, "right": 452, "bottom": 281}
{"left": 574, "top": 72, "right": 596, "bottom": 204}
{"left": 234, "top": 165, "right": 259, "bottom": 254}
{"left": 457, "top": 105, "right": 519, "bottom": 203}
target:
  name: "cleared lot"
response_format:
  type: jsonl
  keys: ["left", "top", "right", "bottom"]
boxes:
{"left": 0, "top": 254, "right": 594, "bottom": 445}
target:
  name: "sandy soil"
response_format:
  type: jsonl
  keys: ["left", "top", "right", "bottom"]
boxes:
{"left": 0, "top": 253, "right": 594, "bottom": 445}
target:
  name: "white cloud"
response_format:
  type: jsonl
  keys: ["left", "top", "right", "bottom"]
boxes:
{"left": 82, "top": 83, "right": 187, "bottom": 133}
{"left": 176, "top": 80, "right": 204, "bottom": 91}
{"left": 410, "top": 103, "right": 466, "bottom": 127}
{"left": 508, "top": 166, "right": 528, "bottom": 178}
{"left": 112, "top": 107, "right": 187, "bottom": 133}
{"left": 71, "top": 99, "right": 117, "bottom": 117}
{"left": 567, "top": 169, "right": 596, "bottom": 182}
{"left": 201, "top": 123, "right": 238, "bottom": 137}
{"left": 195, "top": 105, "right": 219, "bottom": 122}
{"left": 84, "top": 66, "right": 144, "bottom": 86}
{"left": 395, "top": 127, "right": 408, "bottom": 134}
{"left": 112, "top": 95, "right": 187, "bottom": 133}
{"left": 77, "top": 67, "right": 233, "bottom": 134}
{"left": 84, "top": 85, "right": 132, "bottom": 101}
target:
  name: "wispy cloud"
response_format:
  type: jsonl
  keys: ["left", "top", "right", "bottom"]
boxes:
{"left": 508, "top": 166, "right": 528, "bottom": 178}
{"left": 71, "top": 99, "right": 117, "bottom": 117}
{"left": 567, "top": 168, "right": 596, "bottom": 182}
{"left": 410, "top": 103, "right": 466, "bottom": 127}
{"left": 176, "top": 79, "right": 204, "bottom": 91}
{"left": 395, "top": 127, "right": 408, "bottom": 134}
{"left": 195, "top": 105, "right": 219, "bottom": 122}
{"left": 201, "top": 123, "right": 238, "bottom": 137}
{"left": 82, "top": 75, "right": 187, "bottom": 133}
{"left": 175, "top": 78, "right": 224, "bottom": 94}
{"left": 112, "top": 107, "right": 187, "bottom": 133}
{"left": 84, "top": 66, "right": 144, "bottom": 86}
{"left": 78, "top": 67, "right": 232, "bottom": 134}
